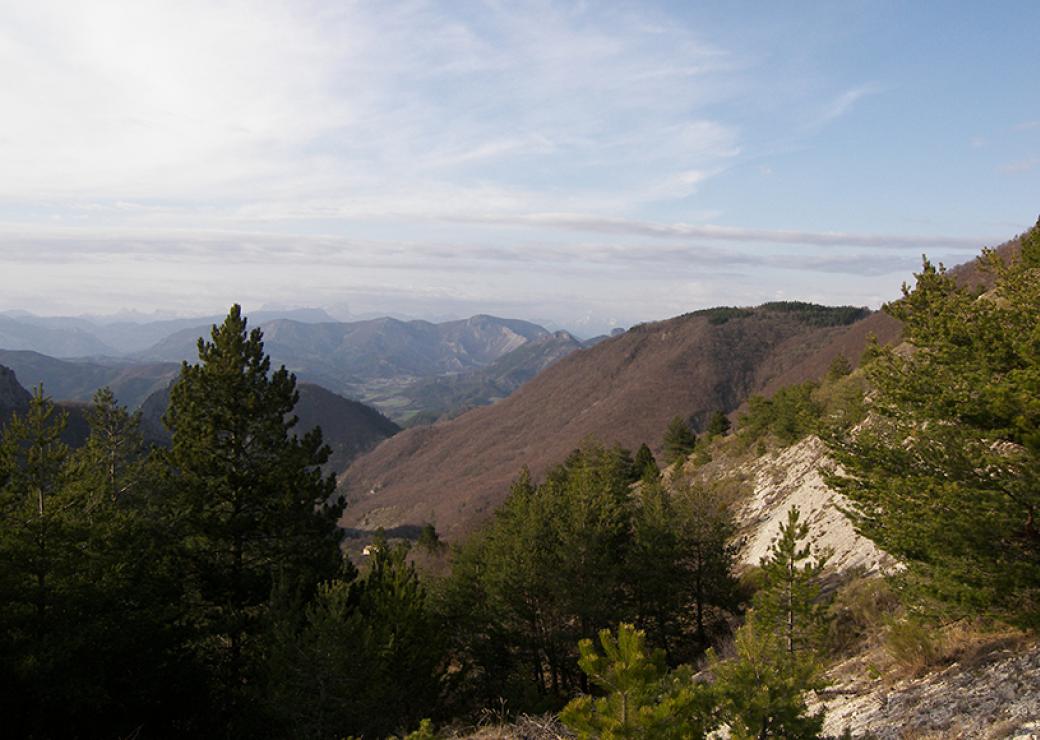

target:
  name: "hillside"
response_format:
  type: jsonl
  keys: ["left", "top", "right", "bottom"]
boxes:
{"left": 393, "top": 330, "right": 584, "bottom": 422}
{"left": 0, "top": 311, "right": 589, "bottom": 423}
{"left": 0, "top": 365, "right": 31, "bottom": 423}
{"left": 290, "top": 383, "right": 402, "bottom": 476}
{"left": 0, "top": 350, "right": 180, "bottom": 410}
{"left": 139, "top": 381, "right": 400, "bottom": 476}
{"left": 0, "top": 365, "right": 92, "bottom": 447}
{"left": 338, "top": 302, "right": 877, "bottom": 538}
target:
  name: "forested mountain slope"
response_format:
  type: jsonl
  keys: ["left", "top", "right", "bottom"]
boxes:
{"left": 0, "top": 350, "right": 179, "bottom": 410}
{"left": 339, "top": 235, "right": 1024, "bottom": 540}
{"left": 139, "top": 381, "right": 400, "bottom": 476}
{"left": 0, "top": 365, "right": 30, "bottom": 423}
{"left": 338, "top": 302, "right": 874, "bottom": 538}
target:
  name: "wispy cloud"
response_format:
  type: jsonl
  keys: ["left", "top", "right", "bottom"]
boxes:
{"left": 451, "top": 213, "right": 991, "bottom": 250}
{"left": 809, "top": 83, "right": 883, "bottom": 130}
{"left": 999, "top": 156, "right": 1040, "bottom": 174}
{"left": 0, "top": 1, "right": 1023, "bottom": 328}
{"left": 0, "top": 0, "right": 741, "bottom": 215}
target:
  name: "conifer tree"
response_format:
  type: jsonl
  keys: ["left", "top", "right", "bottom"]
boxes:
{"left": 706, "top": 410, "right": 731, "bottom": 438}
{"left": 675, "top": 483, "right": 740, "bottom": 654}
{"left": 627, "top": 478, "right": 685, "bottom": 661}
{"left": 561, "top": 623, "right": 717, "bottom": 739}
{"left": 826, "top": 240, "right": 1040, "bottom": 628}
{"left": 163, "top": 305, "right": 345, "bottom": 727}
{"left": 825, "top": 354, "right": 853, "bottom": 382}
{"left": 709, "top": 507, "right": 828, "bottom": 739}
{"left": 663, "top": 416, "right": 697, "bottom": 465}
{"left": 750, "top": 507, "right": 828, "bottom": 658}
{"left": 270, "top": 541, "right": 443, "bottom": 739}
{"left": 1021, "top": 215, "right": 1040, "bottom": 267}
{"left": 0, "top": 388, "right": 206, "bottom": 737}
{"left": 633, "top": 443, "right": 658, "bottom": 478}
{"left": 0, "top": 389, "right": 73, "bottom": 735}
{"left": 710, "top": 622, "right": 824, "bottom": 740}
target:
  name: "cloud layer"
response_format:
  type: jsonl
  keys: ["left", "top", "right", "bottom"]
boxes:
{"left": 0, "top": 1, "right": 1033, "bottom": 330}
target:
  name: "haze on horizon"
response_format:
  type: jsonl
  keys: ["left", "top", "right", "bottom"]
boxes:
{"left": 1, "top": 0, "right": 1038, "bottom": 336}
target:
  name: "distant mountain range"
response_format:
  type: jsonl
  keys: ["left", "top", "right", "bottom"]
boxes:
{"left": 0, "top": 311, "right": 593, "bottom": 423}
{"left": 0, "top": 307, "right": 337, "bottom": 356}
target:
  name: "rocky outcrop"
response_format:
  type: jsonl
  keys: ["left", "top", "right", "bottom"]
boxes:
{"left": 728, "top": 435, "right": 892, "bottom": 575}
{"left": 819, "top": 638, "right": 1040, "bottom": 738}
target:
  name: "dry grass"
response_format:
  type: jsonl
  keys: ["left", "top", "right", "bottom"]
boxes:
{"left": 984, "top": 717, "right": 1024, "bottom": 739}
{"left": 444, "top": 714, "right": 572, "bottom": 740}
{"left": 879, "top": 617, "right": 1029, "bottom": 681}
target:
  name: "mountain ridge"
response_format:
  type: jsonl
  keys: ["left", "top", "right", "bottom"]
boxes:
{"left": 338, "top": 302, "right": 876, "bottom": 538}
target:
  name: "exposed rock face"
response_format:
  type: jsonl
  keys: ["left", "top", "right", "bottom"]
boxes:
{"left": 728, "top": 435, "right": 892, "bottom": 575}
{"left": 819, "top": 639, "right": 1040, "bottom": 738}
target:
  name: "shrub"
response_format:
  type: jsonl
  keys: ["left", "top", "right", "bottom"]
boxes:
{"left": 826, "top": 576, "right": 900, "bottom": 656}
{"left": 884, "top": 617, "right": 943, "bottom": 675}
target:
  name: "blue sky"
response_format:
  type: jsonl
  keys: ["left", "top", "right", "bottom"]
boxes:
{"left": 0, "top": 0, "right": 1037, "bottom": 334}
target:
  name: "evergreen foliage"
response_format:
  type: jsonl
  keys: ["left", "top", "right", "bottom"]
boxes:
{"left": 269, "top": 541, "right": 445, "bottom": 739}
{"left": 710, "top": 622, "right": 824, "bottom": 739}
{"left": 417, "top": 521, "right": 446, "bottom": 553}
{"left": 708, "top": 508, "right": 828, "bottom": 739}
{"left": 826, "top": 354, "right": 853, "bottom": 382}
{"left": 633, "top": 442, "right": 658, "bottom": 478}
{"left": 163, "top": 305, "right": 346, "bottom": 728}
{"left": 706, "top": 410, "right": 731, "bottom": 438}
{"left": 757, "top": 301, "right": 869, "bottom": 327}
{"left": 750, "top": 507, "right": 829, "bottom": 657}
{"left": 443, "top": 444, "right": 740, "bottom": 713}
{"left": 826, "top": 244, "right": 1040, "bottom": 628}
{"left": 0, "top": 388, "right": 201, "bottom": 738}
{"left": 560, "top": 623, "right": 717, "bottom": 739}
{"left": 737, "top": 360, "right": 867, "bottom": 449}
{"left": 739, "top": 382, "right": 821, "bottom": 446}
{"left": 1021, "top": 215, "right": 1040, "bottom": 267}
{"left": 663, "top": 416, "right": 697, "bottom": 465}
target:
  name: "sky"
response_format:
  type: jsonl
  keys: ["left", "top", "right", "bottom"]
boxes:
{"left": 1, "top": 0, "right": 1038, "bottom": 335}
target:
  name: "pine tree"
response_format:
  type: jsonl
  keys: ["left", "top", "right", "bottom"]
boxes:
{"left": 65, "top": 388, "right": 203, "bottom": 736}
{"left": 709, "top": 507, "right": 828, "bottom": 739}
{"left": 270, "top": 542, "right": 444, "bottom": 739}
{"left": 706, "top": 410, "right": 731, "bottom": 438}
{"left": 633, "top": 443, "right": 658, "bottom": 478}
{"left": 826, "top": 354, "right": 853, "bottom": 382}
{"left": 663, "top": 416, "right": 696, "bottom": 465}
{"left": 0, "top": 388, "right": 73, "bottom": 735}
{"left": 825, "top": 241, "right": 1040, "bottom": 628}
{"left": 561, "top": 623, "right": 718, "bottom": 740}
{"left": 163, "top": 305, "right": 345, "bottom": 728}
{"left": 709, "top": 622, "right": 824, "bottom": 740}
{"left": 627, "top": 478, "right": 685, "bottom": 661}
{"left": 0, "top": 388, "right": 207, "bottom": 737}
{"left": 1021, "top": 215, "right": 1040, "bottom": 267}
{"left": 750, "top": 507, "right": 828, "bottom": 658}
{"left": 675, "top": 483, "right": 740, "bottom": 654}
